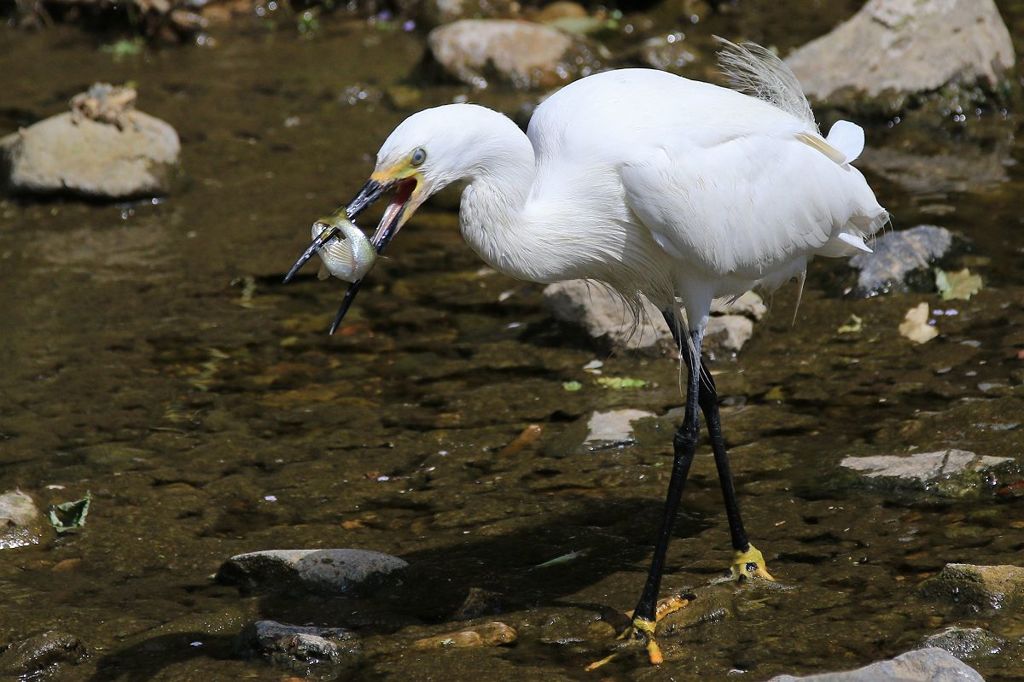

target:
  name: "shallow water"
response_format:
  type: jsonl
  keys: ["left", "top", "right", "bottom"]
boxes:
{"left": 1, "top": 3, "right": 1024, "bottom": 680}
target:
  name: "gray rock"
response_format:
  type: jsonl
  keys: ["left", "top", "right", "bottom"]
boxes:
{"left": 849, "top": 225, "right": 953, "bottom": 296}
{"left": 920, "top": 563, "right": 1024, "bottom": 610}
{"left": 786, "top": 0, "right": 1015, "bottom": 102}
{"left": 0, "top": 631, "right": 87, "bottom": 677}
{"left": 840, "top": 449, "right": 1013, "bottom": 497}
{"left": 543, "top": 279, "right": 764, "bottom": 355}
{"left": 860, "top": 147, "right": 1008, "bottom": 196}
{"left": 0, "top": 489, "right": 43, "bottom": 550}
{"left": 769, "top": 647, "right": 984, "bottom": 682}
{"left": 245, "top": 620, "right": 360, "bottom": 668}
{"left": 585, "top": 409, "right": 654, "bottom": 445}
{"left": 1, "top": 89, "right": 179, "bottom": 200}
{"left": 217, "top": 548, "right": 408, "bottom": 595}
{"left": 922, "top": 626, "right": 1005, "bottom": 660}
{"left": 427, "top": 19, "right": 602, "bottom": 89}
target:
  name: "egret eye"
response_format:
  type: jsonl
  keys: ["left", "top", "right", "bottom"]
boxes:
{"left": 411, "top": 148, "right": 427, "bottom": 167}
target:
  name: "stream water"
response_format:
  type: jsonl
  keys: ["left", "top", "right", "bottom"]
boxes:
{"left": 1, "top": 3, "right": 1024, "bottom": 680}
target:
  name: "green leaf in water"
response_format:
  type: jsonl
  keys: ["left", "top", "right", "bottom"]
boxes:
{"left": 596, "top": 376, "right": 647, "bottom": 390}
{"left": 935, "top": 268, "right": 983, "bottom": 301}
{"left": 837, "top": 314, "right": 863, "bottom": 334}
{"left": 562, "top": 381, "right": 583, "bottom": 392}
{"left": 47, "top": 492, "right": 91, "bottom": 534}
{"left": 100, "top": 38, "right": 144, "bottom": 61}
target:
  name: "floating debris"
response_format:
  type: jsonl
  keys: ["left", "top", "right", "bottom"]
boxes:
{"left": 47, "top": 492, "right": 91, "bottom": 534}
{"left": 898, "top": 303, "right": 938, "bottom": 344}
{"left": 935, "top": 267, "right": 983, "bottom": 301}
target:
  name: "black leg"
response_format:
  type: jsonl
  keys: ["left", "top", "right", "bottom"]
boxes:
{"left": 661, "top": 310, "right": 773, "bottom": 582}
{"left": 627, "top": 321, "right": 703, "bottom": 664}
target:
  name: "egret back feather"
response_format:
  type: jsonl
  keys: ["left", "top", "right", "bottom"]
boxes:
{"left": 715, "top": 37, "right": 816, "bottom": 129}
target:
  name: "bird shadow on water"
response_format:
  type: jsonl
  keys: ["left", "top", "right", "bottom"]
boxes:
{"left": 86, "top": 496, "right": 715, "bottom": 681}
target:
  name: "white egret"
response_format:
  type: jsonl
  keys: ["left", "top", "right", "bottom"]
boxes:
{"left": 284, "top": 39, "right": 887, "bottom": 666}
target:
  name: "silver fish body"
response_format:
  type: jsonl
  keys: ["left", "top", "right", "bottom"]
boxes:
{"left": 312, "top": 216, "right": 377, "bottom": 283}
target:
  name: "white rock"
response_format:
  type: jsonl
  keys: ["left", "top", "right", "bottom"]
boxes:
{"left": 0, "top": 490, "right": 42, "bottom": 551}
{"left": 217, "top": 548, "right": 407, "bottom": 595}
{"left": 705, "top": 315, "right": 753, "bottom": 353}
{"left": 786, "top": 0, "right": 1015, "bottom": 100}
{"left": 769, "top": 647, "right": 984, "bottom": 682}
{"left": 585, "top": 409, "right": 654, "bottom": 444}
{"left": 841, "top": 449, "right": 1012, "bottom": 497}
{"left": 1, "top": 110, "right": 179, "bottom": 199}
{"left": 427, "top": 19, "right": 598, "bottom": 89}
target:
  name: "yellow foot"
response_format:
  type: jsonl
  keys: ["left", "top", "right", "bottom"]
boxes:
{"left": 585, "top": 595, "right": 692, "bottom": 671}
{"left": 730, "top": 544, "right": 774, "bottom": 582}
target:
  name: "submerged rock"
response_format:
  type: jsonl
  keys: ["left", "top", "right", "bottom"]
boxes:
{"left": 839, "top": 449, "right": 1013, "bottom": 497}
{"left": 0, "top": 84, "right": 179, "bottom": 200}
{"left": 786, "top": 0, "right": 1015, "bottom": 105}
{"left": 637, "top": 32, "right": 698, "bottom": 75}
{"left": 244, "top": 620, "right": 360, "bottom": 670}
{"left": 411, "top": 621, "right": 517, "bottom": 649}
{"left": 768, "top": 647, "right": 983, "bottom": 681}
{"left": 849, "top": 225, "right": 953, "bottom": 297}
{"left": 584, "top": 409, "right": 654, "bottom": 446}
{"left": 418, "top": 0, "right": 517, "bottom": 28}
{"left": 427, "top": 19, "right": 602, "bottom": 89}
{"left": 0, "top": 631, "right": 87, "bottom": 677}
{"left": 542, "top": 280, "right": 764, "bottom": 356}
{"left": 217, "top": 548, "right": 407, "bottom": 595}
{"left": 922, "top": 626, "right": 1005, "bottom": 660}
{"left": 0, "top": 489, "right": 43, "bottom": 550}
{"left": 920, "top": 563, "right": 1024, "bottom": 611}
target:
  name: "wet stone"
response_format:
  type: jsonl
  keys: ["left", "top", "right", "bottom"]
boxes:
{"left": 848, "top": 225, "right": 954, "bottom": 297}
{"left": 921, "top": 626, "right": 1006, "bottom": 661}
{"left": 920, "top": 563, "right": 1024, "bottom": 611}
{"left": 0, "top": 631, "right": 87, "bottom": 677}
{"left": 244, "top": 620, "right": 360, "bottom": 670}
{"left": 584, "top": 409, "right": 654, "bottom": 446}
{"left": 0, "top": 489, "right": 43, "bottom": 550}
{"left": 0, "top": 84, "right": 180, "bottom": 200}
{"left": 543, "top": 279, "right": 764, "bottom": 355}
{"left": 217, "top": 548, "right": 408, "bottom": 595}
{"left": 839, "top": 449, "right": 1014, "bottom": 498}
{"left": 768, "top": 647, "right": 984, "bottom": 681}
{"left": 411, "top": 621, "right": 517, "bottom": 649}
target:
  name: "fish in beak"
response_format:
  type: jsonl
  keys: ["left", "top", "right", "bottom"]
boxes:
{"left": 282, "top": 173, "right": 421, "bottom": 335}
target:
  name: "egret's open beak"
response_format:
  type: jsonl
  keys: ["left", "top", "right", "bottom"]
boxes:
{"left": 282, "top": 172, "right": 423, "bottom": 335}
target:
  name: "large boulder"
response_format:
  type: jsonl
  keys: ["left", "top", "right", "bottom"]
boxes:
{"left": 427, "top": 19, "right": 603, "bottom": 89}
{"left": 786, "top": 0, "right": 1015, "bottom": 103}
{"left": 0, "top": 84, "right": 179, "bottom": 200}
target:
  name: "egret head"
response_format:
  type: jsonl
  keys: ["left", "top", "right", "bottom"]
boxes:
{"left": 285, "top": 103, "right": 519, "bottom": 333}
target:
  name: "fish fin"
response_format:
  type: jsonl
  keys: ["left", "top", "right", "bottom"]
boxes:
{"left": 795, "top": 132, "right": 847, "bottom": 165}
{"left": 826, "top": 120, "right": 865, "bottom": 163}
{"left": 838, "top": 232, "right": 873, "bottom": 253}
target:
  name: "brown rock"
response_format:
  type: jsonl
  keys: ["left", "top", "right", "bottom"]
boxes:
{"left": 412, "top": 621, "right": 517, "bottom": 649}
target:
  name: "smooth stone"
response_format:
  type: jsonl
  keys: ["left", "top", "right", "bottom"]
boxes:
{"left": 0, "top": 631, "right": 87, "bottom": 677}
{"left": 0, "top": 489, "right": 43, "bottom": 550}
{"left": 217, "top": 548, "right": 408, "bottom": 595}
{"left": 848, "top": 225, "right": 953, "bottom": 296}
{"left": 542, "top": 279, "right": 763, "bottom": 355}
{"left": 584, "top": 409, "right": 654, "bottom": 445}
{"left": 245, "top": 620, "right": 360, "bottom": 667}
{"left": 412, "top": 621, "right": 517, "bottom": 649}
{"left": 840, "top": 449, "right": 1013, "bottom": 497}
{"left": 920, "top": 563, "right": 1024, "bottom": 610}
{"left": 1, "top": 108, "right": 179, "bottom": 200}
{"left": 427, "top": 19, "right": 601, "bottom": 90}
{"left": 921, "top": 626, "right": 1005, "bottom": 660}
{"left": 786, "top": 0, "right": 1015, "bottom": 101}
{"left": 768, "top": 647, "right": 984, "bottom": 681}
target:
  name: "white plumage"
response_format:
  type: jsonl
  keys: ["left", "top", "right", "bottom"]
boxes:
{"left": 297, "top": 40, "right": 890, "bottom": 663}
{"left": 373, "top": 41, "right": 887, "bottom": 330}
